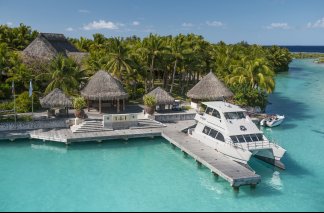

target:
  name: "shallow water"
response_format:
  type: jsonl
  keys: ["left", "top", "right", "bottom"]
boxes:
{"left": 0, "top": 59, "right": 324, "bottom": 211}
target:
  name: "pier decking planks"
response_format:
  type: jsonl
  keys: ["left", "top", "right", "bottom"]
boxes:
{"left": 162, "top": 121, "right": 261, "bottom": 187}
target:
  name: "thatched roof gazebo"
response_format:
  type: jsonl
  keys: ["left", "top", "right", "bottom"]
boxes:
{"left": 40, "top": 88, "right": 72, "bottom": 108}
{"left": 81, "top": 70, "right": 128, "bottom": 113}
{"left": 187, "top": 72, "right": 233, "bottom": 109}
{"left": 40, "top": 88, "right": 72, "bottom": 117}
{"left": 145, "top": 87, "right": 175, "bottom": 111}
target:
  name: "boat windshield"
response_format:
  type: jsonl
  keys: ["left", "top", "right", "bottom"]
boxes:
{"left": 224, "top": 112, "right": 246, "bottom": 120}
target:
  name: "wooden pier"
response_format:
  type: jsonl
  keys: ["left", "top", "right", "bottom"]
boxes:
{"left": 162, "top": 121, "right": 261, "bottom": 188}
{"left": 29, "top": 128, "right": 162, "bottom": 144}
{"left": 0, "top": 120, "right": 261, "bottom": 189}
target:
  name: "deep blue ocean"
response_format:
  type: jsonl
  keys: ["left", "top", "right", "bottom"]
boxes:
{"left": 278, "top": 46, "right": 324, "bottom": 53}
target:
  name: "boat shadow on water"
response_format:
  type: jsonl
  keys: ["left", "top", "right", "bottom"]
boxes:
{"left": 267, "top": 92, "right": 313, "bottom": 122}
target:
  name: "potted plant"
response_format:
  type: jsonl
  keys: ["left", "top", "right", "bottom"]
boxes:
{"left": 143, "top": 95, "right": 157, "bottom": 115}
{"left": 73, "top": 96, "right": 86, "bottom": 118}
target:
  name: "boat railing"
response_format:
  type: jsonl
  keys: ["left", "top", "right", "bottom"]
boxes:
{"left": 226, "top": 139, "right": 245, "bottom": 151}
{"left": 227, "top": 138, "right": 278, "bottom": 150}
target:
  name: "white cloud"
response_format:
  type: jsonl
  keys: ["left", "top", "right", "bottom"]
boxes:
{"left": 66, "top": 27, "right": 74, "bottom": 32}
{"left": 266, "top": 22, "right": 291, "bottom": 30}
{"left": 206, "top": 21, "right": 224, "bottom": 27}
{"left": 83, "top": 20, "right": 122, "bottom": 30}
{"left": 307, "top": 17, "right": 324, "bottom": 28}
{"left": 5, "top": 22, "right": 13, "bottom": 26}
{"left": 132, "top": 21, "right": 140, "bottom": 26}
{"left": 78, "top": 9, "right": 90, "bottom": 13}
{"left": 182, "top": 22, "right": 194, "bottom": 27}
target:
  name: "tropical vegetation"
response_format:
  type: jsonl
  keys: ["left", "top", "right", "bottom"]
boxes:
{"left": 0, "top": 23, "right": 293, "bottom": 114}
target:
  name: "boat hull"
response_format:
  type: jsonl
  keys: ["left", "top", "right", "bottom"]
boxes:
{"left": 191, "top": 131, "right": 286, "bottom": 169}
{"left": 191, "top": 131, "right": 252, "bottom": 164}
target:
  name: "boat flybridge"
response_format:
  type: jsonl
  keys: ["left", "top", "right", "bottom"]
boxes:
{"left": 189, "top": 101, "right": 286, "bottom": 169}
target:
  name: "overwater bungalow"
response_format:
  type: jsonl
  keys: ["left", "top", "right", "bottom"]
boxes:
{"left": 145, "top": 87, "right": 175, "bottom": 111}
{"left": 187, "top": 72, "right": 233, "bottom": 109}
{"left": 22, "top": 33, "right": 87, "bottom": 62}
{"left": 81, "top": 70, "right": 128, "bottom": 113}
{"left": 40, "top": 88, "right": 72, "bottom": 117}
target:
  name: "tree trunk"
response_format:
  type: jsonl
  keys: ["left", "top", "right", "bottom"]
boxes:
{"left": 144, "top": 69, "right": 148, "bottom": 93}
{"left": 169, "top": 59, "right": 178, "bottom": 93}
{"left": 150, "top": 56, "right": 155, "bottom": 91}
{"left": 163, "top": 69, "right": 168, "bottom": 89}
{"left": 185, "top": 72, "right": 190, "bottom": 95}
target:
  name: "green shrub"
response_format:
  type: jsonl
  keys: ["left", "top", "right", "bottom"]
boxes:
{"left": 15, "top": 92, "right": 40, "bottom": 113}
{"left": 143, "top": 95, "right": 157, "bottom": 107}
{"left": 231, "top": 86, "right": 268, "bottom": 110}
{"left": 0, "top": 101, "right": 14, "bottom": 111}
{"left": 0, "top": 114, "right": 32, "bottom": 122}
{"left": 73, "top": 96, "right": 86, "bottom": 110}
{"left": 181, "top": 105, "right": 192, "bottom": 111}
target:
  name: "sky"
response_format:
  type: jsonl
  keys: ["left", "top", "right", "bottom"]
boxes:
{"left": 1, "top": 0, "right": 324, "bottom": 45}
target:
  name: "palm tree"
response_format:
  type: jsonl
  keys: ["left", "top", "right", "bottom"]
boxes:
{"left": 142, "top": 34, "right": 168, "bottom": 91}
{"left": 104, "top": 38, "right": 133, "bottom": 80}
{"left": 74, "top": 37, "right": 92, "bottom": 52}
{"left": 37, "top": 54, "right": 86, "bottom": 95}
{"left": 227, "top": 57, "right": 275, "bottom": 93}
{"left": 169, "top": 34, "right": 188, "bottom": 93}
{"left": 86, "top": 51, "right": 107, "bottom": 75}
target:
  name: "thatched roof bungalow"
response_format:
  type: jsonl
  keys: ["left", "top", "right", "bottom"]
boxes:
{"left": 187, "top": 72, "right": 233, "bottom": 109}
{"left": 81, "top": 70, "right": 128, "bottom": 113}
{"left": 40, "top": 88, "right": 72, "bottom": 109}
{"left": 23, "top": 33, "right": 87, "bottom": 62}
{"left": 40, "top": 88, "right": 72, "bottom": 117}
{"left": 144, "top": 87, "right": 175, "bottom": 111}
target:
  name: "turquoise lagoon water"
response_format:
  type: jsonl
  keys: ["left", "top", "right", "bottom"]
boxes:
{"left": 1, "top": 59, "right": 324, "bottom": 212}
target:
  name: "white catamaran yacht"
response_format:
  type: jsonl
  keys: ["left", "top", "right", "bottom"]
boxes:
{"left": 189, "top": 101, "right": 286, "bottom": 169}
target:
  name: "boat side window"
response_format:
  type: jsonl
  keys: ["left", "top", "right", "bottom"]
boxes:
{"left": 230, "top": 136, "right": 238, "bottom": 143}
{"left": 244, "top": 135, "right": 252, "bottom": 142}
{"left": 209, "top": 129, "right": 218, "bottom": 138}
{"left": 205, "top": 107, "right": 213, "bottom": 116}
{"left": 216, "top": 132, "right": 225, "bottom": 142}
{"left": 237, "top": 112, "right": 246, "bottom": 119}
{"left": 212, "top": 109, "right": 221, "bottom": 119}
{"left": 237, "top": 135, "right": 246, "bottom": 143}
{"left": 256, "top": 134, "right": 264, "bottom": 141}
{"left": 250, "top": 134, "right": 259, "bottom": 141}
{"left": 203, "top": 126, "right": 211, "bottom": 135}
{"left": 225, "top": 112, "right": 246, "bottom": 119}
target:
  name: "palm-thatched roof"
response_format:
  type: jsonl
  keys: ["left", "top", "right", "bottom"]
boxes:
{"left": 23, "top": 33, "right": 85, "bottom": 61}
{"left": 81, "top": 70, "right": 128, "bottom": 100}
{"left": 40, "top": 88, "right": 72, "bottom": 108}
{"left": 145, "top": 87, "right": 175, "bottom": 105}
{"left": 187, "top": 72, "right": 233, "bottom": 100}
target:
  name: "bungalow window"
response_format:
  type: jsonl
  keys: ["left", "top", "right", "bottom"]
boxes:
{"left": 212, "top": 109, "right": 221, "bottom": 119}
{"left": 205, "top": 107, "right": 214, "bottom": 116}
{"left": 216, "top": 132, "right": 225, "bottom": 142}
{"left": 203, "top": 126, "right": 211, "bottom": 135}
{"left": 209, "top": 129, "right": 218, "bottom": 138}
